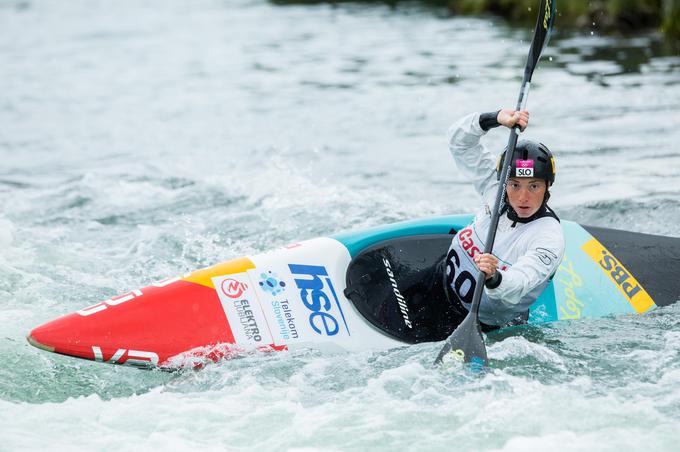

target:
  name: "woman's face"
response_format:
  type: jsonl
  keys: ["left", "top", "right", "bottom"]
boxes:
{"left": 506, "top": 177, "right": 547, "bottom": 218}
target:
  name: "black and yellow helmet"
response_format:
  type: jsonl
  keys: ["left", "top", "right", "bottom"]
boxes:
{"left": 496, "top": 140, "right": 556, "bottom": 186}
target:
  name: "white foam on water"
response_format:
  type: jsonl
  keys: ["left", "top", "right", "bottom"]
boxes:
{"left": 0, "top": 218, "right": 15, "bottom": 249}
{"left": 492, "top": 426, "right": 679, "bottom": 452}
{"left": 2, "top": 337, "right": 680, "bottom": 451}
{"left": 490, "top": 336, "right": 567, "bottom": 369}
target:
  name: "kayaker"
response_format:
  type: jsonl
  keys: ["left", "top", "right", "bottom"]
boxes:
{"left": 445, "top": 109, "right": 565, "bottom": 330}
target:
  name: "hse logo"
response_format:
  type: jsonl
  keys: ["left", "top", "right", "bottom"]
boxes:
{"left": 288, "top": 264, "right": 350, "bottom": 337}
{"left": 582, "top": 238, "right": 655, "bottom": 313}
{"left": 92, "top": 346, "right": 159, "bottom": 367}
{"left": 221, "top": 278, "right": 248, "bottom": 299}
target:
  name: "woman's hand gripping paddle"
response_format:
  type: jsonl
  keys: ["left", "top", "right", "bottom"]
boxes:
{"left": 434, "top": 0, "right": 557, "bottom": 369}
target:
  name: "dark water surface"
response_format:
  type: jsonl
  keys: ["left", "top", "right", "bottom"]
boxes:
{"left": 1, "top": 0, "right": 679, "bottom": 450}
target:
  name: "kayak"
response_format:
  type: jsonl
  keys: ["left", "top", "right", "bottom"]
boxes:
{"left": 27, "top": 214, "right": 680, "bottom": 369}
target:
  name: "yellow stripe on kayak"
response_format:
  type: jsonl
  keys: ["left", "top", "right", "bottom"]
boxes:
{"left": 183, "top": 256, "right": 255, "bottom": 289}
{"left": 581, "top": 238, "right": 655, "bottom": 313}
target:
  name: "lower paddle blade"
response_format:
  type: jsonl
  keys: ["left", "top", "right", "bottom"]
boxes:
{"left": 434, "top": 314, "right": 488, "bottom": 369}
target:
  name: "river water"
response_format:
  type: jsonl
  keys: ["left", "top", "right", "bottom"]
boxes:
{"left": 1, "top": 0, "right": 680, "bottom": 450}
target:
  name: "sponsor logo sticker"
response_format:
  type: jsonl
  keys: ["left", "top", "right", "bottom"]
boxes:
{"left": 515, "top": 159, "right": 534, "bottom": 177}
{"left": 556, "top": 254, "right": 585, "bottom": 320}
{"left": 92, "top": 346, "right": 159, "bottom": 367}
{"left": 258, "top": 271, "right": 287, "bottom": 296}
{"left": 289, "top": 263, "right": 350, "bottom": 337}
{"left": 220, "top": 278, "right": 249, "bottom": 299}
{"left": 213, "top": 273, "right": 273, "bottom": 346}
{"left": 581, "top": 238, "right": 655, "bottom": 313}
{"left": 250, "top": 269, "right": 299, "bottom": 344}
{"left": 382, "top": 256, "right": 412, "bottom": 329}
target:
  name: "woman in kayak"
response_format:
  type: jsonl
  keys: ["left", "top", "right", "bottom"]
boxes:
{"left": 445, "top": 109, "right": 565, "bottom": 330}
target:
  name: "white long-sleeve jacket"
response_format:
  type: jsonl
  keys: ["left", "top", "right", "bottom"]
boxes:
{"left": 446, "top": 112, "right": 565, "bottom": 326}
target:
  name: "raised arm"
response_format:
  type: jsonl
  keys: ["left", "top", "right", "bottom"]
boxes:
{"left": 448, "top": 110, "right": 529, "bottom": 198}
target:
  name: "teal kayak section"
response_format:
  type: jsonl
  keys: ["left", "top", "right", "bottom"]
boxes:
{"left": 332, "top": 214, "right": 474, "bottom": 257}
{"left": 551, "top": 221, "right": 641, "bottom": 320}
{"left": 528, "top": 281, "right": 559, "bottom": 324}
{"left": 531, "top": 220, "right": 644, "bottom": 324}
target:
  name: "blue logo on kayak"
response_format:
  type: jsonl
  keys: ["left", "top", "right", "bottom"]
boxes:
{"left": 259, "top": 271, "right": 286, "bottom": 296}
{"left": 288, "top": 264, "right": 350, "bottom": 336}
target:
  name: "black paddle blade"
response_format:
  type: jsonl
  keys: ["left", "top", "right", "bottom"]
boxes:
{"left": 434, "top": 313, "right": 488, "bottom": 370}
{"left": 525, "top": 0, "right": 557, "bottom": 80}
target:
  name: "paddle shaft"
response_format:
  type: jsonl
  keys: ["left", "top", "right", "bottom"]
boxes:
{"left": 468, "top": 76, "right": 532, "bottom": 318}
